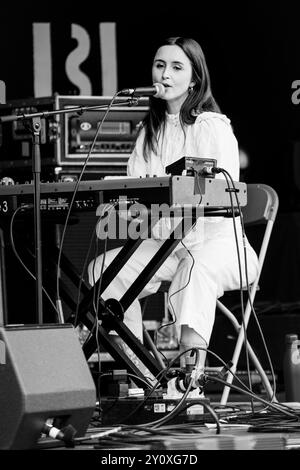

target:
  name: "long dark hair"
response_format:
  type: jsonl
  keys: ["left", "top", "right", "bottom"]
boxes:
{"left": 142, "top": 37, "right": 221, "bottom": 160}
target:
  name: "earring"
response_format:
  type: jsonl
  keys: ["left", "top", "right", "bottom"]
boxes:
{"left": 188, "top": 86, "right": 194, "bottom": 94}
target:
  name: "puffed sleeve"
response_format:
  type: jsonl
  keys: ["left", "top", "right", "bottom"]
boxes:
{"left": 193, "top": 113, "right": 240, "bottom": 181}
{"left": 127, "top": 128, "right": 148, "bottom": 177}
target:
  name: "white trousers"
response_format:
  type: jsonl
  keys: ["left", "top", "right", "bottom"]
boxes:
{"left": 88, "top": 218, "right": 259, "bottom": 346}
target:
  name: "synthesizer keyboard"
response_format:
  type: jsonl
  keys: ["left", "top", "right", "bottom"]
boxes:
{"left": 0, "top": 176, "right": 247, "bottom": 215}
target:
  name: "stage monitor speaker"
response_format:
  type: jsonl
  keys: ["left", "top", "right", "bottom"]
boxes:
{"left": 0, "top": 323, "right": 96, "bottom": 450}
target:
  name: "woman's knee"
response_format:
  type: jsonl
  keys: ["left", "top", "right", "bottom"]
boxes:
{"left": 88, "top": 255, "right": 103, "bottom": 285}
{"left": 87, "top": 247, "right": 121, "bottom": 286}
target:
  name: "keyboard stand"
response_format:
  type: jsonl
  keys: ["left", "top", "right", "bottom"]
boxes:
{"left": 74, "top": 208, "right": 206, "bottom": 388}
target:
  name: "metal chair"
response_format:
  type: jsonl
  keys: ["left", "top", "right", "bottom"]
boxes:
{"left": 145, "top": 183, "right": 279, "bottom": 402}
{"left": 216, "top": 183, "right": 279, "bottom": 404}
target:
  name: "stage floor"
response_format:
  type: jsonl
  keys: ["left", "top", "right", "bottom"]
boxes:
{"left": 33, "top": 392, "right": 300, "bottom": 453}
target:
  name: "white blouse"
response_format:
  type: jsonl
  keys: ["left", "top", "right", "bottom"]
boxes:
{"left": 127, "top": 111, "right": 241, "bottom": 248}
{"left": 127, "top": 111, "right": 240, "bottom": 181}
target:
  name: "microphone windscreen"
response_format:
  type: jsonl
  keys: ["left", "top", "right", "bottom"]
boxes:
{"left": 153, "top": 82, "right": 166, "bottom": 98}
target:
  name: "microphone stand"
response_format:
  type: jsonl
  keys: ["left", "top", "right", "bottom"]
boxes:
{"left": 32, "top": 117, "right": 43, "bottom": 323}
{"left": 0, "top": 97, "right": 138, "bottom": 325}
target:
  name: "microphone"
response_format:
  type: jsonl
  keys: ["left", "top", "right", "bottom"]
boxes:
{"left": 120, "top": 83, "right": 165, "bottom": 98}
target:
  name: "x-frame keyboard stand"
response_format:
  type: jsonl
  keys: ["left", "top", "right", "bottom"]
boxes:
{"left": 74, "top": 207, "right": 237, "bottom": 389}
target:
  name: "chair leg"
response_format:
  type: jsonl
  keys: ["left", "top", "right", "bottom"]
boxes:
{"left": 217, "top": 300, "right": 276, "bottom": 405}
